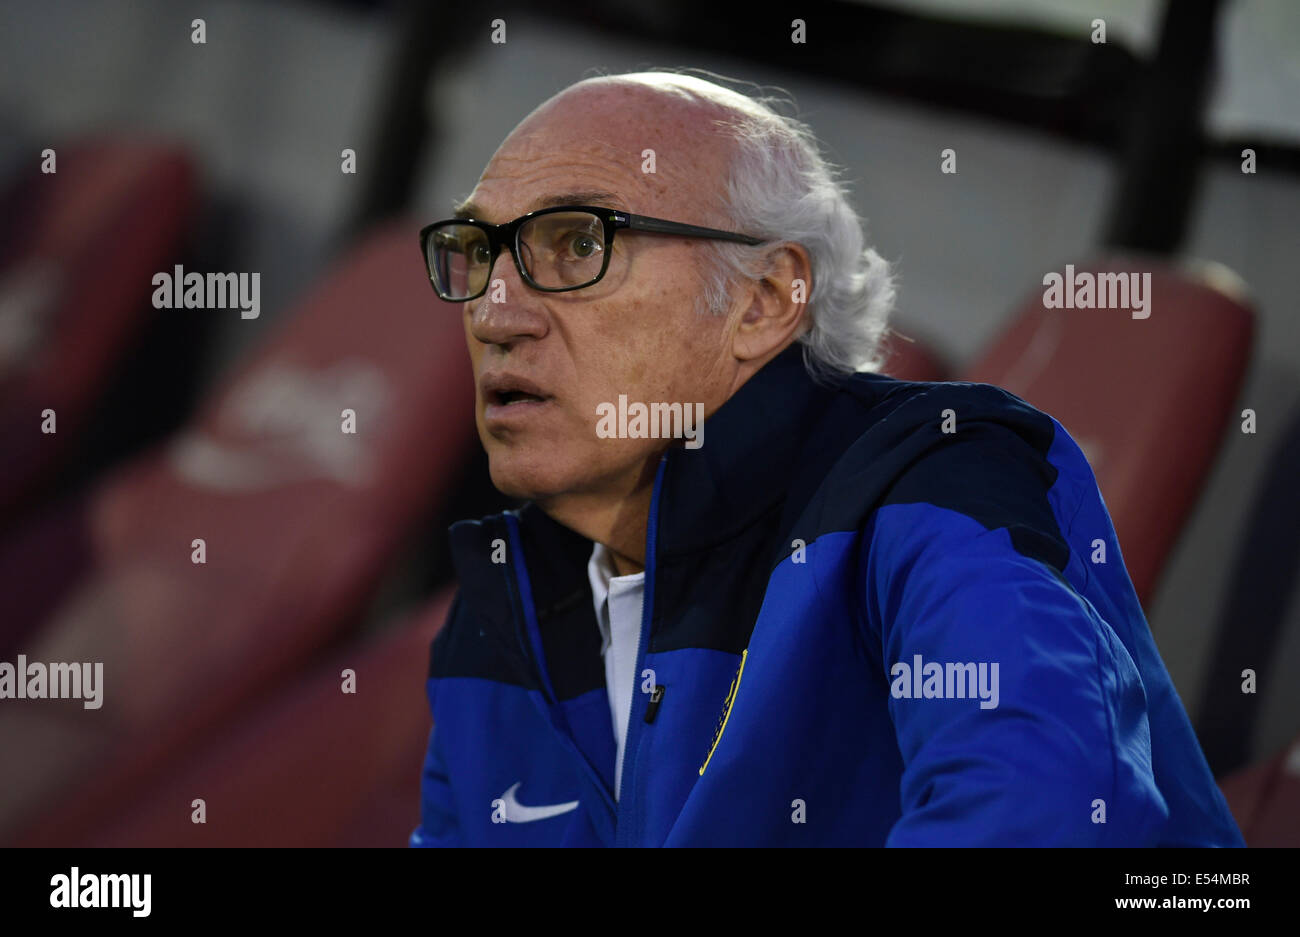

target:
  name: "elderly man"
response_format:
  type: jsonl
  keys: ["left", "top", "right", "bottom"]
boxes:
{"left": 409, "top": 72, "right": 1243, "bottom": 847}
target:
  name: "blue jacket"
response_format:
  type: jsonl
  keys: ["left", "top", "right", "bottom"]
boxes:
{"left": 411, "top": 344, "right": 1244, "bottom": 847}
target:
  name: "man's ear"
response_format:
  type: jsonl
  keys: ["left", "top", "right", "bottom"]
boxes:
{"left": 730, "top": 242, "right": 812, "bottom": 364}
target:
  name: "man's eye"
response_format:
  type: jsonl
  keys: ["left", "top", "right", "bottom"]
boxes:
{"left": 567, "top": 234, "right": 601, "bottom": 259}
{"left": 471, "top": 244, "right": 492, "bottom": 264}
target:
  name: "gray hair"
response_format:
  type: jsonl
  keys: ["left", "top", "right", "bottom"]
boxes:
{"left": 689, "top": 88, "right": 896, "bottom": 379}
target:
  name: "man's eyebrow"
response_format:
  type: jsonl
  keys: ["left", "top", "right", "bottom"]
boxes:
{"left": 535, "top": 191, "right": 624, "bottom": 210}
{"left": 452, "top": 199, "right": 482, "bottom": 220}
{"left": 451, "top": 191, "right": 625, "bottom": 221}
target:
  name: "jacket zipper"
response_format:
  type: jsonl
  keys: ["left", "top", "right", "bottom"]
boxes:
{"left": 504, "top": 512, "right": 618, "bottom": 840}
{"left": 615, "top": 453, "right": 669, "bottom": 847}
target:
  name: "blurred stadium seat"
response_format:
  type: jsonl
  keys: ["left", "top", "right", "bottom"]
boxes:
{"left": 1195, "top": 402, "right": 1300, "bottom": 779}
{"left": 1218, "top": 732, "right": 1300, "bottom": 847}
{"left": 963, "top": 256, "right": 1255, "bottom": 607}
{"left": 23, "top": 588, "right": 455, "bottom": 847}
{"left": 0, "top": 140, "right": 198, "bottom": 526}
{"left": 0, "top": 220, "right": 475, "bottom": 845}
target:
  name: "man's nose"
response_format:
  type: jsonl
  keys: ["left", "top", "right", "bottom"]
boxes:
{"left": 467, "top": 246, "right": 548, "bottom": 346}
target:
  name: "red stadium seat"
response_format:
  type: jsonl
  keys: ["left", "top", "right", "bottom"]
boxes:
{"left": 34, "top": 589, "right": 455, "bottom": 847}
{"left": 0, "top": 221, "right": 475, "bottom": 844}
{"left": 877, "top": 326, "right": 951, "bottom": 381}
{"left": 1218, "top": 733, "right": 1300, "bottom": 847}
{"left": 0, "top": 140, "right": 198, "bottom": 524}
{"left": 963, "top": 256, "right": 1254, "bottom": 607}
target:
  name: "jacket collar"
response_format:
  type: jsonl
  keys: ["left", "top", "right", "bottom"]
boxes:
{"left": 654, "top": 342, "right": 835, "bottom": 557}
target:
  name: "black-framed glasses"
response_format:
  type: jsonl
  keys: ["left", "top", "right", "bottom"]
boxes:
{"left": 419, "top": 204, "right": 766, "bottom": 302}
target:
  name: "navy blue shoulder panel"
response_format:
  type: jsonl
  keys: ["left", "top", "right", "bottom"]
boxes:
{"left": 516, "top": 503, "right": 606, "bottom": 702}
{"left": 426, "top": 584, "right": 535, "bottom": 688}
{"left": 787, "top": 380, "right": 1069, "bottom": 575}
{"left": 427, "top": 591, "right": 460, "bottom": 679}
{"left": 427, "top": 516, "right": 537, "bottom": 689}
{"left": 430, "top": 505, "right": 606, "bottom": 701}
{"left": 879, "top": 417, "right": 1068, "bottom": 573}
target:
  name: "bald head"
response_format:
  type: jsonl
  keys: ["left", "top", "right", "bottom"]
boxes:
{"left": 465, "top": 74, "right": 760, "bottom": 230}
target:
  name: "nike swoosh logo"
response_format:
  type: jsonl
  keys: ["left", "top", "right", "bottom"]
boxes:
{"left": 498, "top": 782, "right": 579, "bottom": 823}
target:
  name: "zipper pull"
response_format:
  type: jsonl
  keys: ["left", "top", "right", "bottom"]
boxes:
{"left": 644, "top": 685, "right": 666, "bottom": 724}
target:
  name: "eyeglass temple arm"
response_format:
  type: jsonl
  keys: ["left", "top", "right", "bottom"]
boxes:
{"left": 622, "top": 214, "right": 764, "bottom": 245}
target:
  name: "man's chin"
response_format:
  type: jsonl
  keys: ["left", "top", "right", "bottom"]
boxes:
{"left": 486, "top": 452, "right": 578, "bottom": 503}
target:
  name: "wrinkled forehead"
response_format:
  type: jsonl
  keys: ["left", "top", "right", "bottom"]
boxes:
{"left": 468, "top": 81, "right": 739, "bottom": 222}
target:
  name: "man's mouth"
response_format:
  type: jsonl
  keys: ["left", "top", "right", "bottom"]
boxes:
{"left": 481, "top": 373, "right": 555, "bottom": 423}
{"left": 490, "top": 389, "right": 548, "bottom": 406}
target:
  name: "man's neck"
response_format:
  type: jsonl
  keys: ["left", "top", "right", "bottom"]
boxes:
{"left": 537, "top": 462, "right": 659, "bottom": 576}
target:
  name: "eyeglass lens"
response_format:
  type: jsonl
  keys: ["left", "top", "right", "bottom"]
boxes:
{"left": 428, "top": 210, "right": 609, "bottom": 300}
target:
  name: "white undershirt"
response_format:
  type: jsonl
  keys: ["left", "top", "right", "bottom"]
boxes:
{"left": 586, "top": 541, "right": 645, "bottom": 802}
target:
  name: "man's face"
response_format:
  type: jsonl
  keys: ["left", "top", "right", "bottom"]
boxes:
{"left": 459, "top": 80, "right": 742, "bottom": 505}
